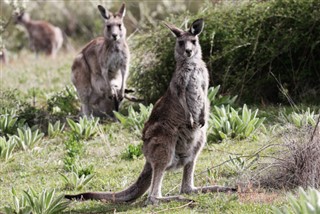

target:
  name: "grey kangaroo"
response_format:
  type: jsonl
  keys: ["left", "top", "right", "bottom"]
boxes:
{"left": 65, "top": 18, "right": 235, "bottom": 205}
{"left": 71, "top": 3, "right": 130, "bottom": 118}
{"left": 14, "top": 12, "right": 63, "bottom": 58}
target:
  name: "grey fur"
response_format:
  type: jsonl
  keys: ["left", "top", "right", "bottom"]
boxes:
{"left": 71, "top": 3, "right": 130, "bottom": 117}
{"left": 65, "top": 18, "right": 235, "bottom": 205}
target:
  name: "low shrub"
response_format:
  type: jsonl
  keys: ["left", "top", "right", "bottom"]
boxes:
{"left": 257, "top": 124, "right": 320, "bottom": 189}
{"left": 14, "top": 127, "right": 44, "bottom": 151}
{"left": 208, "top": 104, "right": 265, "bottom": 143}
{"left": 66, "top": 117, "right": 99, "bottom": 141}
{"left": 114, "top": 103, "right": 153, "bottom": 134}
{"left": 121, "top": 143, "right": 143, "bottom": 160}
{"left": 4, "top": 188, "right": 69, "bottom": 214}
{"left": 47, "top": 86, "right": 79, "bottom": 117}
{"left": 279, "top": 108, "right": 317, "bottom": 128}
{"left": 0, "top": 136, "right": 16, "bottom": 161}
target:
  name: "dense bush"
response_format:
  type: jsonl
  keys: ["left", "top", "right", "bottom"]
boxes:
{"left": 130, "top": 0, "right": 320, "bottom": 104}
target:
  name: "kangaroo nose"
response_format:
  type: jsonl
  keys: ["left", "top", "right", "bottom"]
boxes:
{"left": 112, "top": 34, "right": 118, "bottom": 40}
{"left": 186, "top": 49, "right": 192, "bottom": 56}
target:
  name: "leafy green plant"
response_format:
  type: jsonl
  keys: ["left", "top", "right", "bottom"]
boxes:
{"left": 114, "top": 103, "right": 153, "bottom": 134}
{"left": 279, "top": 108, "right": 317, "bottom": 128}
{"left": 121, "top": 143, "right": 143, "bottom": 160}
{"left": 208, "top": 104, "right": 265, "bottom": 142}
{"left": 0, "top": 110, "right": 18, "bottom": 136}
{"left": 60, "top": 171, "right": 94, "bottom": 191}
{"left": 273, "top": 187, "right": 320, "bottom": 214}
{"left": 66, "top": 117, "right": 99, "bottom": 140}
{"left": 47, "top": 86, "right": 79, "bottom": 116}
{"left": 47, "top": 121, "right": 65, "bottom": 138}
{"left": 4, "top": 188, "right": 69, "bottom": 214}
{"left": 0, "top": 136, "right": 16, "bottom": 161}
{"left": 208, "top": 85, "right": 237, "bottom": 107}
{"left": 63, "top": 137, "right": 84, "bottom": 171}
{"left": 226, "top": 155, "right": 258, "bottom": 175}
{"left": 14, "top": 127, "right": 44, "bottom": 151}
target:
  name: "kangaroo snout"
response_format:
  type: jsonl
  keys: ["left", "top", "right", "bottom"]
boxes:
{"left": 185, "top": 49, "right": 192, "bottom": 57}
{"left": 112, "top": 34, "right": 119, "bottom": 41}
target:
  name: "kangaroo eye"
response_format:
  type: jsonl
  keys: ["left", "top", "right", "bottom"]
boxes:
{"left": 178, "top": 41, "right": 184, "bottom": 46}
{"left": 191, "top": 40, "right": 196, "bottom": 45}
{"left": 107, "top": 25, "right": 111, "bottom": 30}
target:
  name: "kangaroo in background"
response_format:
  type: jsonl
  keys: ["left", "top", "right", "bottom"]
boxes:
{"left": 65, "top": 18, "right": 236, "bottom": 205}
{"left": 71, "top": 3, "right": 130, "bottom": 118}
{"left": 14, "top": 12, "right": 63, "bottom": 58}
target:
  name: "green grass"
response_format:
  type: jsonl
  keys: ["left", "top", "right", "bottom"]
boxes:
{"left": 0, "top": 51, "right": 315, "bottom": 213}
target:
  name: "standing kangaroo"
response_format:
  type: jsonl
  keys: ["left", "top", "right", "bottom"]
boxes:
{"left": 65, "top": 18, "right": 235, "bottom": 205}
{"left": 71, "top": 3, "right": 129, "bottom": 118}
{"left": 14, "top": 12, "right": 63, "bottom": 58}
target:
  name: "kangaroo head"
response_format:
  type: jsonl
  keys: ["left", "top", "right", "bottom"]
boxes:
{"left": 14, "top": 12, "right": 30, "bottom": 24}
{"left": 98, "top": 3, "right": 126, "bottom": 42}
{"left": 164, "top": 19, "right": 204, "bottom": 60}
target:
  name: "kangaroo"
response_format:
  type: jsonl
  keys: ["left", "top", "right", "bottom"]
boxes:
{"left": 14, "top": 12, "right": 63, "bottom": 58}
{"left": 71, "top": 3, "right": 129, "bottom": 118}
{"left": 65, "top": 18, "right": 236, "bottom": 205}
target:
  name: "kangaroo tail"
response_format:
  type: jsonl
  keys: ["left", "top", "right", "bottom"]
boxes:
{"left": 65, "top": 162, "right": 152, "bottom": 202}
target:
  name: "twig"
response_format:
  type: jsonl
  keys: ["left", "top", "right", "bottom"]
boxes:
{"left": 310, "top": 111, "right": 320, "bottom": 142}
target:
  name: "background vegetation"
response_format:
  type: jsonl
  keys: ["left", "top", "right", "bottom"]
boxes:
{"left": 1, "top": 0, "right": 320, "bottom": 213}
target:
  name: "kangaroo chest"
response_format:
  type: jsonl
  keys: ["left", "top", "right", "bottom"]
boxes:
{"left": 179, "top": 63, "right": 206, "bottom": 120}
{"left": 101, "top": 44, "right": 127, "bottom": 79}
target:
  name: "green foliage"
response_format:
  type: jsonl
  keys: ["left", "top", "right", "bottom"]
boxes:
{"left": 63, "top": 137, "right": 83, "bottom": 171}
{"left": 47, "top": 86, "right": 79, "bottom": 116}
{"left": 226, "top": 155, "right": 258, "bottom": 175}
{"left": 130, "top": 0, "right": 320, "bottom": 104}
{"left": 60, "top": 171, "right": 94, "bottom": 191}
{"left": 0, "top": 110, "right": 18, "bottom": 137}
{"left": 273, "top": 187, "right": 320, "bottom": 214}
{"left": 4, "top": 188, "right": 69, "bottom": 214}
{"left": 121, "top": 143, "right": 143, "bottom": 160}
{"left": 14, "top": 127, "right": 44, "bottom": 151}
{"left": 208, "top": 104, "right": 265, "bottom": 142}
{"left": 66, "top": 117, "right": 99, "bottom": 140}
{"left": 47, "top": 121, "right": 65, "bottom": 138}
{"left": 0, "top": 136, "right": 16, "bottom": 161}
{"left": 208, "top": 85, "right": 237, "bottom": 107}
{"left": 279, "top": 108, "right": 317, "bottom": 128}
{"left": 114, "top": 103, "right": 153, "bottom": 134}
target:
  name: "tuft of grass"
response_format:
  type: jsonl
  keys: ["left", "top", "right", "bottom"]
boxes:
{"left": 208, "top": 104, "right": 265, "bottom": 143}
{"left": 114, "top": 103, "right": 153, "bottom": 134}
{"left": 4, "top": 188, "right": 69, "bottom": 214}
{"left": 60, "top": 171, "right": 94, "bottom": 191}
{"left": 121, "top": 143, "right": 143, "bottom": 160}
{"left": 14, "top": 127, "right": 44, "bottom": 151}
{"left": 273, "top": 187, "right": 320, "bottom": 214}
{"left": 279, "top": 108, "right": 317, "bottom": 128}
{"left": 0, "top": 136, "right": 16, "bottom": 161}
{"left": 66, "top": 117, "right": 99, "bottom": 141}
{"left": 47, "top": 121, "right": 65, "bottom": 139}
{"left": 208, "top": 85, "right": 237, "bottom": 107}
{"left": 0, "top": 110, "right": 19, "bottom": 137}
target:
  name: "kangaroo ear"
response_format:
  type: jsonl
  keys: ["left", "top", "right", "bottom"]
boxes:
{"left": 189, "top": 18, "right": 204, "bottom": 36}
{"left": 118, "top": 3, "right": 126, "bottom": 18}
{"left": 163, "top": 22, "right": 183, "bottom": 38}
{"left": 98, "top": 5, "right": 110, "bottom": 19}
